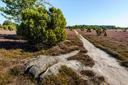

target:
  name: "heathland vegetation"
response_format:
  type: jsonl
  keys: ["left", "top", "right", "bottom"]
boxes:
{"left": 0, "top": 0, "right": 128, "bottom": 85}
{"left": 67, "top": 25, "right": 128, "bottom": 36}
{"left": 0, "top": 20, "right": 16, "bottom": 30}
{"left": 78, "top": 29, "right": 128, "bottom": 67}
{"left": 0, "top": 0, "right": 98, "bottom": 85}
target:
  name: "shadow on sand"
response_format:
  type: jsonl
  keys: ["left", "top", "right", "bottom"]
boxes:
{"left": 0, "top": 34, "right": 38, "bottom": 52}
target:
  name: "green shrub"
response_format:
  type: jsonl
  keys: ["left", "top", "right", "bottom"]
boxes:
{"left": 49, "top": 7, "right": 66, "bottom": 29}
{"left": 17, "top": 7, "right": 67, "bottom": 48}
{"left": 45, "top": 30, "right": 57, "bottom": 46}
{"left": 0, "top": 24, "right": 2, "bottom": 29}
{"left": 17, "top": 7, "right": 48, "bottom": 44}
{"left": 54, "top": 28, "right": 67, "bottom": 43}
{"left": 2, "top": 20, "right": 16, "bottom": 31}
{"left": 80, "top": 28, "right": 85, "bottom": 31}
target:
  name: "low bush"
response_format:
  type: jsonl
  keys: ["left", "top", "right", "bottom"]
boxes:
{"left": 0, "top": 73, "right": 12, "bottom": 85}
{"left": 0, "top": 24, "right": 2, "bottom": 29}
{"left": 2, "top": 25, "right": 16, "bottom": 31}
{"left": 2, "top": 20, "right": 16, "bottom": 31}
{"left": 41, "top": 66, "right": 88, "bottom": 85}
{"left": 17, "top": 7, "right": 67, "bottom": 49}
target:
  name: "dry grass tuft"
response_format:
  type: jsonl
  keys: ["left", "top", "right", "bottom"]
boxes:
{"left": 68, "top": 53, "right": 94, "bottom": 67}
{"left": 41, "top": 65, "right": 88, "bottom": 85}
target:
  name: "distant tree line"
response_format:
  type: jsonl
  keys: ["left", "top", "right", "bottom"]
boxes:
{"left": 67, "top": 25, "right": 128, "bottom": 30}
{"left": 67, "top": 25, "right": 128, "bottom": 36}
{"left": 67, "top": 25, "right": 116, "bottom": 30}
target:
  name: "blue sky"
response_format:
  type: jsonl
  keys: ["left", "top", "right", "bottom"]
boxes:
{"left": 0, "top": 0, "right": 128, "bottom": 27}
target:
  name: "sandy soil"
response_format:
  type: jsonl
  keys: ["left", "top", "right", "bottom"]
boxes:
{"left": 0, "top": 30, "right": 16, "bottom": 35}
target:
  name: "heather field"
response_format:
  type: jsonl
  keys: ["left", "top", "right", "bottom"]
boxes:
{"left": 0, "top": 30, "right": 99, "bottom": 85}
{"left": 78, "top": 29, "right": 128, "bottom": 63}
{"left": 0, "top": 29, "right": 128, "bottom": 85}
{"left": 0, "top": 0, "right": 128, "bottom": 85}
